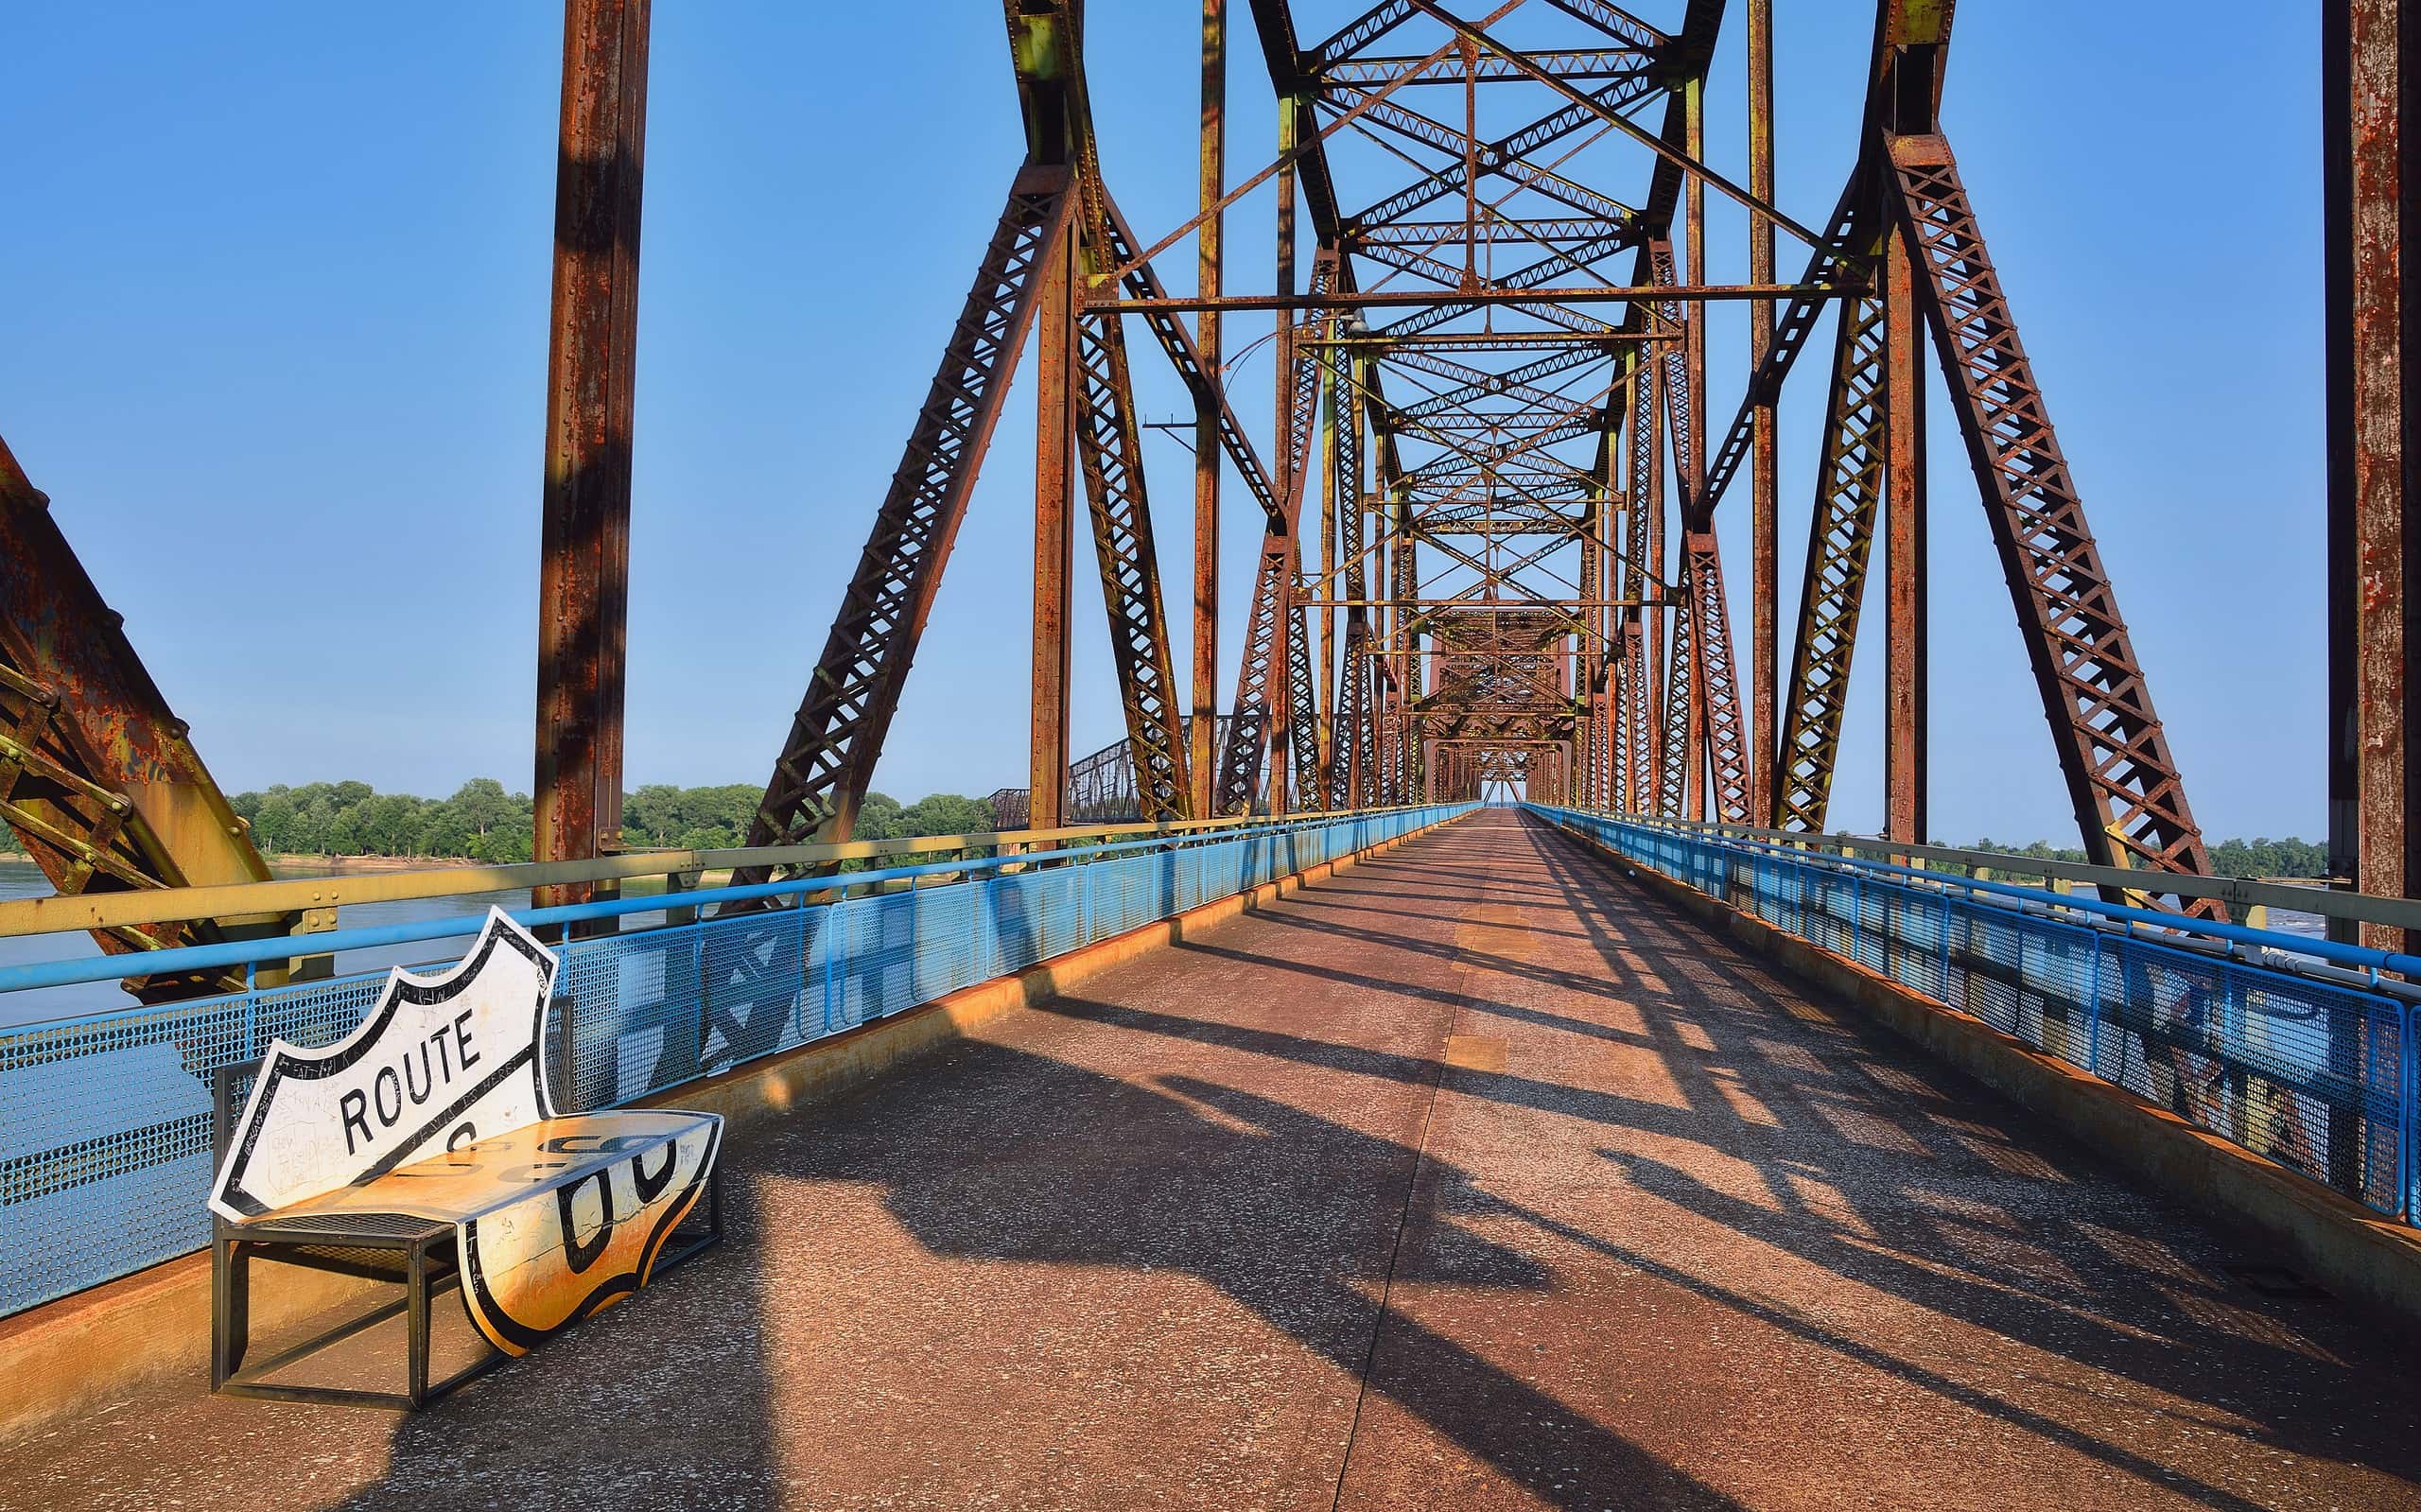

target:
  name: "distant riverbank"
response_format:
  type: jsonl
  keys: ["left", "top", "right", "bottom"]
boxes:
{"left": 260, "top": 852, "right": 494, "bottom": 873}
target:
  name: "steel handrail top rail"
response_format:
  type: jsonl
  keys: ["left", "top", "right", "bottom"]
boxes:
{"left": 1585, "top": 808, "right": 2421, "bottom": 938}
{"left": 0, "top": 808, "right": 1452, "bottom": 1006}
{"left": 0, "top": 802, "right": 1437, "bottom": 941}
{"left": 1535, "top": 805, "right": 2421, "bottom": 986}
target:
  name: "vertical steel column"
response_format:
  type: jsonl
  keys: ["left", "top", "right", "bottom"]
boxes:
{"left": 1580, "top": 485, "right": 1601, "bottom": 808}
{"left": 1190, "top": 0, "right": 1226, "bottom": 817}
{"left": 534, "top": 0, "right": 649, "bottom": 913}
{"left": 1271, "top": 89, "right": 1298, "bottom": 814}
{"left": 1635, "top": 347, "right": 1665, "bottom": 809}
{"left": 2325, "top": 0, "right": 2416, "bottom": 1205}
{"left": 2327, "top": 0, "right": 2418, "bottom": 956}
{"left": 1317, "top": 305, "right": 1340, "bottom": 787}
{"left": 1032, "top": 220, "right": 1077, "bottom": 830}
{"left": 1747, "top": 0, "right": 1778, "bottom": 825}
{"left": 1683, "top": 80, "right": 1707, "bottom": 823}
{"left": 1883, "top": 226, "right": 1927, "bottom": 847}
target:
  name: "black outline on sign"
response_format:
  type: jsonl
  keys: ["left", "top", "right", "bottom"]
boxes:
{"left": 461, "top": 1121, "right": 721, "bottom": 1355}
{"left": 208, "top": 908, "right": 560, "bottom": 1219}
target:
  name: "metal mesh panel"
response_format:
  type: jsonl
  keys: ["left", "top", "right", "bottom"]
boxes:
{"left": 3, "top": 970, "right": 383, "bottom": 1318}
{"left": 991, "top": 866, "right": 1088, "bottom": 971}
{"left": 1538, "top": 806, "right": 2418, "bottom": 1225}
{"left": 0, "top": 805, "right": 1467, "bottom": 1318}
{"left": 834, "top": 893, "right": 917, "bottom": 1030}
{"left": 912, "top": 885, "right": 988, "bottom": 1004}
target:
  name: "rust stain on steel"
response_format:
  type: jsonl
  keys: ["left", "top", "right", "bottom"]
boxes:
{"left": 2338, "top": 0, "right": 2408, "bottom": 953}
{"left": 0, "top": 433, "right": 281, "bottom": 995}
{"left": 1884, "top": 225, "right": 1928, "bottom": 845}
{"left": 1033, "top": 221, "right": 1077, "bottom": 831}
{"left": 534, "top": 0, "right": 650, "bottom": 914}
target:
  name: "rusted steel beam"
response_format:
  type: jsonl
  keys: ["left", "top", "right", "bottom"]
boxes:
{"left": 1747, "top": 0, "right": 1778, "bottom": 826}
{"left": 1285, "top": 540, "right": 1324, "bottom": 807}
{"left": 1073, "top": 278, "right": 1193, "bottom": 822}
{"left": 1658, "top": 551, "right": 1696, "bottom": 819}
{"left": 1215, "top": 535, "right": 1289, "bottom": 813}
{"left": 1773, "top": 279, "right": 1885, "bottom": 834}
{"left": 1032, "top": 218, "right": 1077, "bottom": 832}
{"left": 1191, "top": 0, "right": 1228, "bottom": 819}
{"left": 1629, "top": 346, "right": 1665, "bottom": 810}
{"left": 1685, "top": 530, "right": 1751, "bottom": 825}
{"left": 2326, "top": 0, "right": 2417, "bottom": 957}
{"left": 1269, "top": 77, "right": 1301, "bottom": 816}
{"left": 1882, "top": 223, "right": 1927, "bottom": 847}
{"left": 731, "top": 168, "right": 1076, "bottom": 886}
{"left": 534, "top": 0, "right": 649, "bottom": 917}
{"left": 0, "top": 439, "right": 285, "bottom": 999}
{"left": 1091, "top": 284, "right": 1819, "bottom": 315}
{"left": 1097, "top": 197, "right": 1280, "bottom": 530}
{"left": 1887, "top": 130, "right": 2218, "bottom": 913}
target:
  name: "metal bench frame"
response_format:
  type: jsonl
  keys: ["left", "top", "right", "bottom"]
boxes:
{"left": 207, "top": 998, "right": 723, "bottom": 1409}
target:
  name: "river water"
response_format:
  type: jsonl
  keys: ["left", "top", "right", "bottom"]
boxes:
{"left": 0, "top": 859, "right": 670, "bottom": 1031}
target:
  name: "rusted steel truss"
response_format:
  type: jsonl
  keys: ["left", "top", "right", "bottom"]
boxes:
{"left": 1683, "top": 530, "right": 1750, "bottom": 823}
{"left": 1886, "top": 131, "right": 2217, "bottom": 904}
{"left": 729, "top": 169, "right": 1075, "bottom": 878}
{"left": 1214, "top": 535, "right": 1293, "bottom": 814}
{"left": 0, "top": 441, "right": 286, "bottom": 999}
{"left": 1073, "top": 231, "right": 1193, "bottom": 823}
{"left": 1772, "top": 277, "right": 1888, "bottom": 832}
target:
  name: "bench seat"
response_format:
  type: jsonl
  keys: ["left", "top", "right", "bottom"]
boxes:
{"left": 251, "top": 1112, "right": 718, "bottom": 1230}
{"left": 208, "top": 912, "right": 723, "bottom": 1408}
{"left": 214, "top": 1107, "right": 722, "bottom": 1405}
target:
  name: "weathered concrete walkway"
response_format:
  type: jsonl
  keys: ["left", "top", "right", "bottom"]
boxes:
{"left": 5, "top": 808, "right": 2416, "bottom": 1510}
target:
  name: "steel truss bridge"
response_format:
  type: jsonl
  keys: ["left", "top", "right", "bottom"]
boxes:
{"left": 3, "top": 0, "right": 2414, "bottom": 959}
{"left": 4, "top": 3, "right": 2421, "bottom": 1506}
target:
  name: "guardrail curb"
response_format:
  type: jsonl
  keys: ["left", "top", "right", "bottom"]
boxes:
{"left": 0, "top": 808, "right": 1468, "bottom": 1447}
{"left": 1544, "top": 816, "right": 2421, "bottom": 1342}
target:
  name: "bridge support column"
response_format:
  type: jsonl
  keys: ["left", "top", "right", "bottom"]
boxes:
{"left": 2327, "top": 0, "right": 2420, "bottom": 957}
{"left": 1032, "top": 221, "right": 1077, "bottom": 832}
{"left": 1883, "top": 228, "right": 1926, "bottom": 848}
{"left": 1747, "top": 0, "right": 1778, "bottom": 828}
{"left": 1190, "top": 0, "right": 1225, "bottom": 820}
{"left": 534, "top": 0, "right": 650, "bottom": 916}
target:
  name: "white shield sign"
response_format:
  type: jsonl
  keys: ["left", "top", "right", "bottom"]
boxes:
{"left": 209, "top": 908, "right": 562, "bottom": 1221}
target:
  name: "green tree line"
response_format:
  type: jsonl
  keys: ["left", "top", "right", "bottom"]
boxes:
{"left": 0, "top": 789, "right": 2334, "bottom": 879}
{"left": 1966, "top": 835, "right": 2333, "bottom": 879}
{"left": 0, "top": 780, "right": 1001, "bottom": 864}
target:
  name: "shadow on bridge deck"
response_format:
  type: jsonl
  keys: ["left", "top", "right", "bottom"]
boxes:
{"left": 6, "top": 808, "right": 2416, "bottom": 1510}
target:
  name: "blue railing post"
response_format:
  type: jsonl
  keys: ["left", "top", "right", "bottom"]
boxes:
{"left": 1937, "top": 891, "right": 1955, "bottom": 1006}
{"left": 822, "top": 894, "right": 843, "bottom": 1034}
{"left": 2085, "top": 932, "right": 2104, "bottom": 1078}
{"left": 2406, "top": 1002, "right": 2417, "bottom": 1223}
{"left": 1850, "top": 873, "right": 1865, "bottom": 965}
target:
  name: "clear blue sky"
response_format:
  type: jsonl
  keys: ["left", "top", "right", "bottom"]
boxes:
{"left": 1, "top": 2, "right": 2321, "bottom": 844}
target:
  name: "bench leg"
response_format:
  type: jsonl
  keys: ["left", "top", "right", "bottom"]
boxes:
{"left": 211, "top": 1232, "right": 249, "bottom": 1390}
{"left": 407, "top": 1244, "right": 430, "bottom": 1409}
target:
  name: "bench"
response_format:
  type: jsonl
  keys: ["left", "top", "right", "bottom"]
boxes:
{"left": 207, "top": 908, "right": 723, "bottom": 1408}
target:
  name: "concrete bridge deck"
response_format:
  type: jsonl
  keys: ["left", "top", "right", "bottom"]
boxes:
{"left": 5, "top": 808, "right": 2416, "bottom": 1511}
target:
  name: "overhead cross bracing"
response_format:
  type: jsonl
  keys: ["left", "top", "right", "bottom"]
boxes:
{"left": 588, "top": 0, "right": 2234, "bottom": 913}
{"left": 827, "top": 0, "right": 2221, "bottom": 914}
{"left": 0, "top": 0, "right": 2245, "bottom": 978}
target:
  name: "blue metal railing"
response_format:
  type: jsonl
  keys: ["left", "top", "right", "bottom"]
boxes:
{"left": 0, "top": 804, "right": 1473, "bottom": 1317}
{"left": 1529, "top": 805, "right": 2417, "bottom": 1231}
